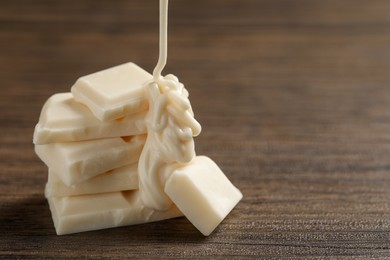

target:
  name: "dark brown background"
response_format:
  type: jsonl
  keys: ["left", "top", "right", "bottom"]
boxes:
{"left": 1, "top": 0, "right": 390, "bottom": 258}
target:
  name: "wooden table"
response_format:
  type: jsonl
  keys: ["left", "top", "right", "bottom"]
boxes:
{"left": 2, "top": 0, "right": 390, "bottom": 258}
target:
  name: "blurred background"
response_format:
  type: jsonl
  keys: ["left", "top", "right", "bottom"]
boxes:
{"left": 2, "top": 0, "right": 390, "bottom": 257}
{"left": 2, "top": 1, "right": 390, "bottom": 141}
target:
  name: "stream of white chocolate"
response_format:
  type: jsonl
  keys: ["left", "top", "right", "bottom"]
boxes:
{"left": 138, "top": 0, "right": 202, "bottom": 210}
{"left": 153, "top": 0, "right": 168, "bottom": 84}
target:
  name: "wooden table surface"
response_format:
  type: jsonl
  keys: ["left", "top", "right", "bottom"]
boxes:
{"left": 2, "top": 0, "right": 390, "bottom": 258}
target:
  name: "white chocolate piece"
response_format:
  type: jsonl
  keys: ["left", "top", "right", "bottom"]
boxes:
{"left": 45, "top": 163, "right": 139, "bottom": 197}
{"left": 33, "top": 93, "right": 146, "bottom": 145}
{"left": 71, "top": 62, "right": 152, "bottom": 122}
{"left": 165, "top": 156, "right": 243, "bottom": 236}
{"left": 47, "top": 190, "right": 183, "bottom": 235}
{"left": 35, "top": 135, "right": 146, "bottom": 186}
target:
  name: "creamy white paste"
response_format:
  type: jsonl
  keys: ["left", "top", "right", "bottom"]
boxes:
{"left": 138, "top": 0, "right": 202, "bottom": 210}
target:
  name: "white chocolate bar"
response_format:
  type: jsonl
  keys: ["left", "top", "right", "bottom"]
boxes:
{"left": 47, "top": 190, "right": 183, "bottom": 235}
{"left": 35, "top": 135, "right": 146, "bottom": 186}
{"left": 165, "top": 156, "right": 243, "bottom": 236}
{"left": 71, "top": 62, "right": 151, "bottom": 122}
{"left": 33, "top": 93, "right": 146, "bottom": 144}
{"left": 45, "top": 163, "right": 139, "bottom": 197}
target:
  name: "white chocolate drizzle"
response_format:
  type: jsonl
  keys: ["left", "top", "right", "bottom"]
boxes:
{"left": 138, "top": 0, "right": 201, "bottom": 210}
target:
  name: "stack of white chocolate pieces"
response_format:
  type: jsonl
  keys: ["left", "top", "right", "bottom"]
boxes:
{"left": 34, "top": 62, "right": 242, "bottom": 236}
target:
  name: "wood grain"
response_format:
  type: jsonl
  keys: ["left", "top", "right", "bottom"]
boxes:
{"left": 1, "top": 0, "right": 390, "bottom": 258}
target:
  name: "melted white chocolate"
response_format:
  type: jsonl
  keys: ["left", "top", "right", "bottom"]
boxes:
{"left": 138, "top": 0, "right": 202, "bottom": 210}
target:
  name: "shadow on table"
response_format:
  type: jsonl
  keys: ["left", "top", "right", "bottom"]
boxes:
{"left": 0, "top": 195, "right": 207, "bottom": 243}
{"left": 82, "top": 214, "right": 208, "bottom": 244}
{"left": 0, "top": 195, "right": 53, "bottom": 236}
